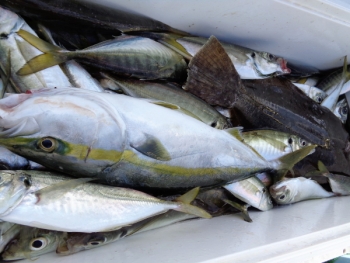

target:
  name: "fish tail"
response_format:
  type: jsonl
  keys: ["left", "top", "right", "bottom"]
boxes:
{"left": 174, "top": 187, "right": 212, "bottom": 219}
{"left": 16, "top": 29, "right": 69, "bottom": 75}
{"left": 274, "top": 145, "right": 316, "bottom": 181}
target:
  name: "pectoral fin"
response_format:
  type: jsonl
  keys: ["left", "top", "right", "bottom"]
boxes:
{"left": 131, "top": 133, "right": 171, "bottom": 161}
{"left": 35, "top": 178, "right": 94, "bottom": 205}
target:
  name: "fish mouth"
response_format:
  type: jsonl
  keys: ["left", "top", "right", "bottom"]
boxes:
{"left": 277, "top": 58, "right": 291, "bottom": 74}
{"left": 269, "top": 185, "right": 286, "bottom": 198}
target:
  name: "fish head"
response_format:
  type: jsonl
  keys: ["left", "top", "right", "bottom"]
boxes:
{"left": 286, "top": 135, "right": 312, "bottom": 153}
{"left": 250, "top": 51, "right": 291, "bottom": 77}
{"left": 56, "top": 232, "right": 108, "bottom": 255}
{"left": 2, "top": 228, "right": 63, "bottom": 260}
{"left": 254, "top": 184, "right": 273, "bottom": 211}
{"left": 269, "top": 179, "right": 298, "bottom": 204}
{"left": 310, "top": 90, "right": 327, "bottom": 104}
{"left": 0, "top": 7, "right": 23, "bottom": 37}
{"left": 334, "top": 99, "right": 348, "bottom": 123}
{"left": 0, "top": 171, "right": 31, "bottom": 216}
{"left": 0, "top": 88, "right": 126, "bottom": 177}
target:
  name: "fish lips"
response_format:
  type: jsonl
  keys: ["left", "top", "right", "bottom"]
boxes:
{"left": 276, "top": 58, "right": 291, "bottom": 74}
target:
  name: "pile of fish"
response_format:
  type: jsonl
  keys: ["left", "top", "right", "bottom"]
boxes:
{"left": 0, "top": 1, "right": 349, "bottom": 260}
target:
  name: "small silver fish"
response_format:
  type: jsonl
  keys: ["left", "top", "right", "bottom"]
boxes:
{"left": 223, "top": 177, "right": 273, "bottom": 211}
{"left": 269, "top": 177, "right": 334, "bottom": 205}
{"left": 293, "top": 83, "right": 327, "bottom": 103}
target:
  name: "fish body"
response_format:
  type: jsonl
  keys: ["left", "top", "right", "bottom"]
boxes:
{"left": 17, "top": 31, "right": 187, "bottom": 81}
{"left": 1, "top": 226, "right": 65, "bottom": 260}
{"left": 102, "top": 75, "right": 228, "bottom": 129}
{"left": 0, "top": 171, "right": 210, "bottom": 232}
{"left": 144, "top": 33, "right": 290, "bottom": 79}
{"left": 242, "top": 130, "right": 311, "bottom": 161}
{"left": 269, "top": 177, "right": 334, "bottom": 204}
{"left": 0, "top": 7, "right": 72, "bottom": 92}
{"left": 57, "top": 210, "right": 194, "bottom": 255}
{"left": 223, "top": 177, "right": 273, "bottom": 211}
{"left": 293, "top": 83, "right": 327, "bottom": 103}
{"left": 0, "top": 88, "right": 313, "bottom": 189}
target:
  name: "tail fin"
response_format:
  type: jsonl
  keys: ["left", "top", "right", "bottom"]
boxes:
{"left": 16, "top": 29, "right": 68, "bottom": 75}
{"left": 274, "top": 145, "right": 316, "bottom": 181}
{"left": 174, "top": 187, "right": 212, "bottom": 219}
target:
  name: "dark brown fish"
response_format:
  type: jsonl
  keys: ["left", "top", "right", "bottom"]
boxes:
{"left": 184, "top": 36, "right": 350, "bottom": 175}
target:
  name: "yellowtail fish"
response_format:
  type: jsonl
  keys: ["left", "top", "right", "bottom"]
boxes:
{"left": 0, "top": 171, "right": 210, "bottom": 232}
{"left": 0, "top": 88, "right": 314, "bottom": 189}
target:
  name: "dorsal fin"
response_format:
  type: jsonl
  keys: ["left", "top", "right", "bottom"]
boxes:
{"left": 183, "top": 36, "right": 242, "bottom": 108}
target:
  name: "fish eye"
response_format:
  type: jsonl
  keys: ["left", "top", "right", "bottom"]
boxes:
{"left": 251, "top": 52, "right": 256, "bottom": 58}
{"left": 288, "top": 137, "right": 293, "bottom": 144}
{"left": 316, "top": 96, "right": 323, "bottom": 103}
{"left": 211, "top": 121, "right": 217, "bottom": 128}
{"left": 262, "top": 188, "right": 266, "bottom": 193}
{"left": 341, "top": 106, "right": 348, "bottom": 115}
{"left": 268, "top": 53, "right": 275, "bottom": 60}
{"left": 30, "top": 237, "right": 47, "bottom": 251}
{"left": 19, "top": 175, "right": 31, "bottom": 188}
{"left": 38, "top": 137, "right": 57, "bottom": 153}
{"left": 0, "top": 33, "right": 8, "bottom": 39}
{"left": 299, "top": 138, "right": 307, "bottom": 147}
{"left": 279, "top": 194, "right": 286, "bottom": 200}
{"left": 88, "top": 237, "right": 106, "bottom": 246}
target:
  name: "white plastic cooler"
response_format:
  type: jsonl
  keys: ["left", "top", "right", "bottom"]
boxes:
{"left": 22, "top": 0, "right": 350, "bottom": 262}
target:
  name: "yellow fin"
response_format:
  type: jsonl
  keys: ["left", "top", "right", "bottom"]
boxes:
{"left": 275, "top": 145, "right": 316, "bottom": 181}
{"left": 223, "top": 199, "right": 252, "bottom": 223}
{"left": 17, "top": 29, "right": 61, "bottom": 53}
{"left": 317, "top": 160, "right": 330, "bottom": 173}
{"left": 174, "top": 187, "right": 212, "bottom": 219}
{"left": 226, "top": 127, "right": 244, "bottom": 141}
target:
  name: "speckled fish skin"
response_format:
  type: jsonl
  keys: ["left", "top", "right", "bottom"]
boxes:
{"left": 223, "top": 177, "right": 273, "bottom": 211}
{"left": 102, "top": 75, "right": 228, "bottom": 129}
{"left": 1, "top": 226, "right": 65, "bottom": 261}
{"left": 242, "top": 130, "right": 311, "bottom": 161}
{"left": 0, "top": 88, "right": 314, "bottom": 189}
{"left": 0, "top": 171, "right": 210, "bottom": 232}
{"left": 0, "top": 7, "right": 72, "bottom": 92}
{"left": 269, "top": 177, "right": 334, "bottom": 205}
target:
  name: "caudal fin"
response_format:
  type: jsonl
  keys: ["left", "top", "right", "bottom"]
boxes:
{"left": 174, "top": 187, "right": 212, "bottom": 219}
{"left": 274, "top": 145, "right": 316, "bottom": 181}
{"left": 16, "top": 29, "right": 68, "bottom": 75}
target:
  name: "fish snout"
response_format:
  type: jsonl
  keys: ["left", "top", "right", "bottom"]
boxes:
{"left": 269, "top": 185, "right": 286, "bottom": 198}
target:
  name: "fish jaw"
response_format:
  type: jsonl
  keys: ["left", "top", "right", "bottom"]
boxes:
{"left": 276, "top": 58, "right": 291, "bottom": 75}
